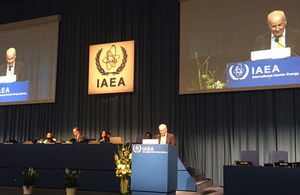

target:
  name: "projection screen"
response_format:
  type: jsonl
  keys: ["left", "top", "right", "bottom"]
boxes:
{"left": 0, "top": 15, "right": 60, "bottom": 105}
{"left": 180, "top": 0, "right": 300, "bottom": 94}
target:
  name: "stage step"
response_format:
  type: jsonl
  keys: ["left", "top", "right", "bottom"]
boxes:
{"left": 191, "top": 173, "right": 204, "bottom": 182}
{"left": 196, "top": 179, "right": 212, "bottom": 192}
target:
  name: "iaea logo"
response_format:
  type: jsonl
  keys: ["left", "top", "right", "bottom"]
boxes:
{"left": 88, "top": 40, "right": 134, "bottom": 94}
{"left": 229, "top": 63, "right": 249, "bottom": 80}
{"left": 95, "top": 45, "right": 127, "bottom": 76}
{"left": 132, "top": 144, "right": 142, "bottom": 153}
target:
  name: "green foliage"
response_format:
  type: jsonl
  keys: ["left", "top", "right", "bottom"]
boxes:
{"left": 194, "top": 54, "right": 227, "bottom": 90}
{"left": 64, "top": 168, "right": 80, "bottom": 188}
{"left": 115, "top": 141, "right": 132, "bottom": 194}
{"left": 23, "top": 167, "right": 38, "bottom": 189}
{"left": 115, "top": 141, "right": 132, "bottom": 178}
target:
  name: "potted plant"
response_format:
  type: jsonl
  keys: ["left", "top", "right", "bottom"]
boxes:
{"left": 115, "top": 141, "right": 132, "bottom": 195}
{"left": 22, "top": 167, "right": 38, "bottom": 194}
{"left": 64, "top": 168, "right": 80, "bottom": 195}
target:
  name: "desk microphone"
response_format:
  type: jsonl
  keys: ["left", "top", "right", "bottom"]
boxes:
{"left": 275, "top": 37, "right": 298, "bottom": 57}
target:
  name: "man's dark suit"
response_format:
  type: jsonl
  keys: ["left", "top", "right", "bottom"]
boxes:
{"left": 253, "top": 28, "right": 300, "bottom": 56}
{"left": 0, "top": 61, "right": 26, "bottom": 81}
{"left": 154, "top": 133, "right": 176, "bottom": 148}
{"left": 72, "top": 134, "right": 85, "bottom": 143}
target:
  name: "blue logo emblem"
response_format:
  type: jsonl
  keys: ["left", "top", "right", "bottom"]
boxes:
{"left": 132, "top": 144, "right": 142, "bottom": 153}
{"left": 229, "top": 63, "right": 249, "bottom": 80}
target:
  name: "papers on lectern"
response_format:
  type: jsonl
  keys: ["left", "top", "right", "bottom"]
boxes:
{"left": 251, "top": 47, "right": 291, "bottom": 61}
{"left": 0, "top": 75, "right": 17, "bottom": 83}
{"left": 142, "top": 139, "right": 159, "bottom": 145}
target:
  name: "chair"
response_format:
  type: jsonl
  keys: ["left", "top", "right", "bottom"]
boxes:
{"left": 109, "top": 137, "right": 122, "bottom": 144}
{"left": 269, "top": 151, "right": 288, "bottom": 165}
{"left": 136, "top": 135, "right": 150, "bottom": 144}
{"left": 242, "top": 150, "right": 259, "bottom": 166}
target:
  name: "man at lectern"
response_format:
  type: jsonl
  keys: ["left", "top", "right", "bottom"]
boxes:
{"left": 154, "top": 124, "right": 176, "bottom": 148}
{"left": 0, "top": 48, "right": 26, "bottom": 81}
{"left": 253, "top": 10, "right": 300, "bottom": 56}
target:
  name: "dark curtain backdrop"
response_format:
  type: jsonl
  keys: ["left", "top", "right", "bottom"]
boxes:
{"left": 0, "top": 0, "right": 300, "bottom": 186}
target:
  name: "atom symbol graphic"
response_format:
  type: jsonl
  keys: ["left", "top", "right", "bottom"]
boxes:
{"left": 102, "top": 45, "right": 120, "bottom": 70}
{"left": 233, "top": 63, "right": 245, "bottom": 77}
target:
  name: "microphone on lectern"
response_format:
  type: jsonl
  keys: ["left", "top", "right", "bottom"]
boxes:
{"left": 275, "top": 36, "right": 298, "bottom": 57}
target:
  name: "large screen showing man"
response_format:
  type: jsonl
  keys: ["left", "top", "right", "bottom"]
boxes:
{"left": 180, "top": 1, "right": 300, "bottom": 94}
{"left": 0, "top": 48, "right": 26, "bottom": 81}
{"left": 253, "top": 10, "right": 300, "bottom": 56}
{"left": 0, "top": 15, "right": 59, "bottom": 105}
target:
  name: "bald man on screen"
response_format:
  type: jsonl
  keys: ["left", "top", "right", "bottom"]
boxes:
{"left": 253, "top": 10, "right": 300, "bottom": 56}
{"left": 0, "top": 48, "right": 26, "bottom": 81}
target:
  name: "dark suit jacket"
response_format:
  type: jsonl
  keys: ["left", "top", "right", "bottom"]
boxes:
{"left": 253, "top": 28, "right": 300, "bottom": 57}
{"left": 72, "top": 134, "right": 85, "bottom": 143}
{"left": 154, "top": 133, "right": 176, "bottom": 148}
{"left": 0, "top": 61, "right": 26, "bottom": 81}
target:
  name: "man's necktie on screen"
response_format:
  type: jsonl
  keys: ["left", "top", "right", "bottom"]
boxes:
{"left": 9, "top": 67, "right": 12, "bottom": 75}
{"left": 277, "top": 37, "right": 283, "bottom": 49}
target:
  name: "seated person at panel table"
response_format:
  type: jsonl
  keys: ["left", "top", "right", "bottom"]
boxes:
{"left": 70, "top": 127, "right": 85, "bottom": 143}
{"left": 43, "top": 132, "right": 56, "bottom": 143}
{"left": 98, "top": 130, "right": 110, "bottom": 143}
{"left": 106, "top": 131, "right": 111, "bottom": 138}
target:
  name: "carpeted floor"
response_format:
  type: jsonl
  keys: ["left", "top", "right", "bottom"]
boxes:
{"left": 0, "top": 186, "right": 120, "bottom": 195}
{"left": 0, "top": 186, "right": 224, "bottom": 195}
